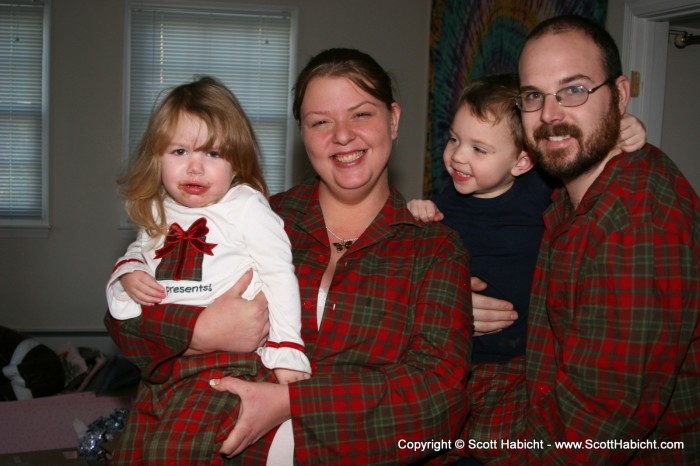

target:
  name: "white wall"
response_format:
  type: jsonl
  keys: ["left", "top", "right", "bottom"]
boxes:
{"left": 661, "top": 27, "right": 700, "bottom": 194}
{"left": 0, "top": 0, "right": 431, "bottom": 332}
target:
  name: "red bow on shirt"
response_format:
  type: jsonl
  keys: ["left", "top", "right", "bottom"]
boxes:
{"left": 154, "top": 218, "right": 217, "bottom": 280}
{"left": 155, "top": 217, "right": 217, "bottom": 259}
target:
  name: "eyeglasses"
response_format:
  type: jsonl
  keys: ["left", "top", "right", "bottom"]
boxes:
{"left": 515, "top": 79, "right": 614, "bottom": 112}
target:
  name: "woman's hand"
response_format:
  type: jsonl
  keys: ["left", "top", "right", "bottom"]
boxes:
{"left": 210, "top": 377, "right": 291, "bottom": 457}
{"left": 471, "top": 277, "right": 518, "bottom": 336}
{"left": 187, "top": 270, "right": 270, "bottom": 355}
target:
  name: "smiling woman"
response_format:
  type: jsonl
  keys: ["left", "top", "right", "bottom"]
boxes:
{"left": 207, "top": 48, "right": 471, "bottom": 464}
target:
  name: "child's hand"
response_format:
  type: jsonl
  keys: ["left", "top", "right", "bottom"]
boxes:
{"left": 120, "top": 270, "right": 166, "bottom": 305}
{"left": 617, "top": 113, "right": 646, "bottom": 152}
{"left": 407, "top": 199, "right": 444, "bottom": 222}
{"left": 274, "top": 368, "right": 310, "bottom": 384}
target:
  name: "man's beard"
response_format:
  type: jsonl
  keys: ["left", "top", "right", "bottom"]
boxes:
{"left": 527, "top": 103, "right": 620, "bottom": 181}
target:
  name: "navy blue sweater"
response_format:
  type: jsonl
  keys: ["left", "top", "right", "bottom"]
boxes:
{"left": 434, "top": 168, "right": 554, "bottom": 363}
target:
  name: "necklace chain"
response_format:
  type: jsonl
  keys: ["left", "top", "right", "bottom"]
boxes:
{"left": 326, "top": 226, "right": 358, "bottom": 252}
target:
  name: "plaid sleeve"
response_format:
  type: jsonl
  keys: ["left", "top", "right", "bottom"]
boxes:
{"left": 289, "top": 229, "right": 472, "bottom": 465}
{"left": 104, "top": 303, "right": 201, "bottom": 383}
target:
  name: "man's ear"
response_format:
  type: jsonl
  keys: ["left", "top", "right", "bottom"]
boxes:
{"left": 511, "top": 150, "right": 535, "bottom": 177}
{"left": 614, "top": 75, "right": 631, "bottom": 116}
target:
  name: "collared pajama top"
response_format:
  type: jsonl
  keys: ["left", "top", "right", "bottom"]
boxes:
{"left": 494, "top": 145, "right": 700, "bottom": 465}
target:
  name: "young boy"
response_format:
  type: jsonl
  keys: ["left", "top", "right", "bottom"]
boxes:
{"left": 408, "top": 73, "right": 646, "bottom": 464}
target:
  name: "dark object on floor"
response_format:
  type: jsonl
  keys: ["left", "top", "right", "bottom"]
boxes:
{"left": 0, "top": 326, "right": 65, "bottom": 400}
{"left": 85, "top": 353, "right": 140, "bottom": 394}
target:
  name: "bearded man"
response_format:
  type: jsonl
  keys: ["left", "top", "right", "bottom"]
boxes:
{"left": 490, "top": 14, "right": 700, "bottom": 465}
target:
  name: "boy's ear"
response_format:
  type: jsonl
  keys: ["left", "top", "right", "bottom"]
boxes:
{"left": 511, "top": 151, "right": 535, "bottom": 177}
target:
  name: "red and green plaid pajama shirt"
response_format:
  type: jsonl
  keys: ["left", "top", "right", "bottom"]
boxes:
{"left": 491, "top": 145, "right": 700, "bottom": 465}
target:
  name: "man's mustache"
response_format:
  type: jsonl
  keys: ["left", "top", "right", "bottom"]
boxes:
{"left": 533, "top": 123, "right": 583, "bottom": 141}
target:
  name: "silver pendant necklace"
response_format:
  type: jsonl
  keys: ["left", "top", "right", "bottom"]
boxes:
{"left": 326, "top": 226, "right": 358, "bottom": 252}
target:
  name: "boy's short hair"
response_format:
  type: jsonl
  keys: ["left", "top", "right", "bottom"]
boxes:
{"left": 458, "top": 73, "right": 523, "bottom": 152}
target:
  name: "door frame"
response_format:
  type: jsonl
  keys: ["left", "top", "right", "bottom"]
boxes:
{"left": 623, "top": 0, "right": 700, "bottom": 145}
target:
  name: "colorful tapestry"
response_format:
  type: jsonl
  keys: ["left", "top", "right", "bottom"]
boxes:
{"left": 425, "top": 0, "right": 608, "bottom": 196}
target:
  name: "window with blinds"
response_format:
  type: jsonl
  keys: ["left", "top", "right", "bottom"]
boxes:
{"left": 0, "top": 0, "right": 49, "bottom": 229}
{"left": 128, "top": 3, "right": 296, "bottom": 195}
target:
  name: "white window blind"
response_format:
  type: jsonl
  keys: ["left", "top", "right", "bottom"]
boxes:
{"left": 128, "top": 3, "right": 295, "bottom": 194}
{"left": 0, "top": 0, "right": 48, "bottom": 228}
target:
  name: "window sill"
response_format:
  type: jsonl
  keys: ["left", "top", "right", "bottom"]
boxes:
{"left": 0, "top": 222, "right": 51, "bottom": 238}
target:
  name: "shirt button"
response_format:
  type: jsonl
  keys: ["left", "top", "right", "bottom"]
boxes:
{"left": 303, "top": 300, "right": 314, "bottom": 310}
{"left": 535, "top": 383, "right": 550, "bottom": 395}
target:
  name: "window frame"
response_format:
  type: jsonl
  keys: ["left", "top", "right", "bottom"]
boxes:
{"left": 0, "top": 0, "right": 51, "bottom": 234}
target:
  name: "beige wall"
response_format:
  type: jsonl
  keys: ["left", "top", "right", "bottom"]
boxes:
{"left": 605, "top": 1, "right": 625, "bottom": 52}
{"left": 661, "top": 27, "right": 700, "bottom": 194}
{"left": 0, "top": 0, "right": 431, "bottom": 331}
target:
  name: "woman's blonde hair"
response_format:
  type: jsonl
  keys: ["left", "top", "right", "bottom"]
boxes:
{"left": 118, "top": 77, "right": 268, "bottom": 236}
